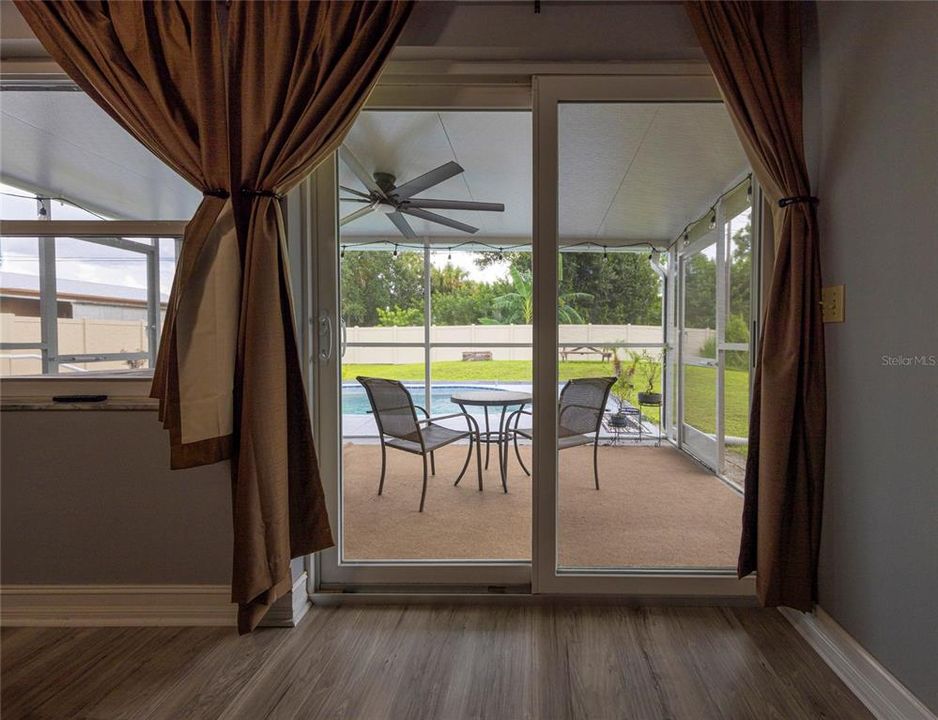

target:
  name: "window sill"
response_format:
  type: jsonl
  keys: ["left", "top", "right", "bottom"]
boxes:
{"left": 1, "top": 396, "right": 158, "bottom": 411}
{"left": 0, "top": 373, "right": 157, "bottom": 411}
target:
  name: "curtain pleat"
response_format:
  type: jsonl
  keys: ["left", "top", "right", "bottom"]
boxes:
{"left": 685, "top": 1, "right": 827, "bottom": 610}
{"left": 16, "top": 0, "right": 413, "bottom": 632}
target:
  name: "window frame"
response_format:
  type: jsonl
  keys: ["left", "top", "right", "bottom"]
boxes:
{"left": 0, "top": 218, "right": 185, "bottom": 392}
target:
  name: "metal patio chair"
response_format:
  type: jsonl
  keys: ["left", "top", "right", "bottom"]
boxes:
{"left": 505, "top": 376, "right": 616, "bottom": 490}
{"left": 357, "top": 376, "right": 483, "bottom": 512}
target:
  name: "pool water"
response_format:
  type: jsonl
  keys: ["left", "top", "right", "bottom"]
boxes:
{"left": 342, "top": 383, "right": 524, "bottom": 416}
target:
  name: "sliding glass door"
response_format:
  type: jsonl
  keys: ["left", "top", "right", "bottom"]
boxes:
{"left": 533, "top": 75, "right": 754, "bottom": 596}
{"left": 311, "top": 100, "right": 534, "bottom": 589}
{"left": 307, "top": 75, "right": 756, "bottom": 598}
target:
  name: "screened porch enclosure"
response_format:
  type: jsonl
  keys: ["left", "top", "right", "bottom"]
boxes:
{"left": 330, "top": 104, "right": 754, "bottom": 569}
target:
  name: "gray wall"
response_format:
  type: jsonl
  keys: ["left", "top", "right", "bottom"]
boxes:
{"left": 803, "top": 1, "right": 938, "bottom": 711}
{"left": 397, "top": 1, "right": 703, "bottom": 62}
{"left": 1, "top": 410, "right": 232, "bottom": 585}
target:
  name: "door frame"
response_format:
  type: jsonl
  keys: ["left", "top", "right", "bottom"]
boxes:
{"left": 676, "top": 225, "right": 723, "bottom": 472}
{"left": 531, "top": 75, "right": 754, "bottom": 597}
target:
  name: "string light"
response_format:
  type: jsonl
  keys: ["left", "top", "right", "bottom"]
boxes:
{"left": 0, "top": 190, "right": 107, "bottom": 220}
{"left": 337, "top": 172, "right": 754, "bottom": 261}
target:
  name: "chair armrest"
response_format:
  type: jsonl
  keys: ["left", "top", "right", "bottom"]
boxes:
{"left": 418, "top": 412, "right": 468, "bottom": 425}
{"left": 418, "top": 411, "right": 481, "bottom": 436}
{"left": 414, "top": 405, "right": 429, "bottom": 418}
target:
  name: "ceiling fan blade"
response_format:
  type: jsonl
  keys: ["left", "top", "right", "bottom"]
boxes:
{"left": 340, "top": 185, "right": 372, "bottom": 200}
{"left": 340, "top": 197, "right": 372, "bottom": 203}
{"left": 340, "top": 206, "right": 375, "bottom": 226}
{"left": 403, "top": 199, "right": 505, "bottom": 212}
{"left": 339, "top": 146, "right": 385, "bottom": 197}
{"left": 392, "top": 161, "right": 464, "bottom": 199}
{"left": 401, "top": 207, "right": 478, "bottom": 234}
{"left": 387, "top": 211, "right": 417, "bottom": 239}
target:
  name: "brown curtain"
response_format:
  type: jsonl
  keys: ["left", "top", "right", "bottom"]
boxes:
{"left": 14, "top": 1, "right": 236, "bottom": 467}
{"left": 17, "top": 0, "right": 413, "bottom": 632}
{"left": 686, "top": 1, "right": 826, "bottom": 610}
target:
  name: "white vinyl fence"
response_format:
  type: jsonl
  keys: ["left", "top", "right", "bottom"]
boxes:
{"left": 343, "top": 324, "right": 714, "bottom": 364}
{"left": 0, "top": 313, "right": 148, "bottom": 375}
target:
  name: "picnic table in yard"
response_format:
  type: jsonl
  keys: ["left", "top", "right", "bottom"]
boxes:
{"left": 559, "top": 346, "right": 613, "bottom": 362}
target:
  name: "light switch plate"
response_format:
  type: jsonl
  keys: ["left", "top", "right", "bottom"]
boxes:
{"left": 822, "top": 285, "right": 845, "bottom": 323}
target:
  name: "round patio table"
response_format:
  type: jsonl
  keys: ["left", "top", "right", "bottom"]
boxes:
{"left": 450, "top": 389, "right": 532, "bottom": 493}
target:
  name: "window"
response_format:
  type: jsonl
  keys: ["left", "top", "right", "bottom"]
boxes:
{"left": 0, "top": 86, "right": 196, "bottom": 376}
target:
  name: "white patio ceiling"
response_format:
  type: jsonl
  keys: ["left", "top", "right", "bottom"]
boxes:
{"left": 0, "top": 90, "right": 201, "bottom": 220}
{"left": 340, "top": 105, "right": 747, "bottom": 247}
{"left": 1, "top": 91, "right": 747, "bottom": 244}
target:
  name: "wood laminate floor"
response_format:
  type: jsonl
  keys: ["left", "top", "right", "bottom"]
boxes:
{"left": 0, "top": 605, "right": 872, "bottom": 720}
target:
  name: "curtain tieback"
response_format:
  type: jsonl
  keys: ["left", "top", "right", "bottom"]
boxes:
{"left": 778, "top": 195, "right": 819, "bottom": 208}
{"left": 203, "top": 189, "right": 230, "bottom": 199}
{"left": 241, "top": 187, "right": 284, "bottom": 201}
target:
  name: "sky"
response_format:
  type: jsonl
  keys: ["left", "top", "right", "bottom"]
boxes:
{"left": 0, "top": 182, "right": 177, "bottom": 297}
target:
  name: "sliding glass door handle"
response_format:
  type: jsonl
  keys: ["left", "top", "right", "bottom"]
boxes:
{"left": 318, "top": 312, "right": 333, "bottom": 362}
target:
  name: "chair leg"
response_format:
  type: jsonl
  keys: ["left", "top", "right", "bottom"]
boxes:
{"left": 475, "top": 431, "right": 484, "bottom": 491}
{"left": 430, "top": 451, "right": 436, "bottom": 476}
{"left": 593, "top": 437, "right": 600, "bottom": 490}
{"left": 483, "top": 407, "right": 491, "bottom": 469}
{"left": 514, "top": 431, "right": 530, "bottom": 477}
{"left": 500, "top": 442, "right": 509, "bottom": 494}
{"left": 454, "top": 438, "right": 473, "bottom": 486}
{"left": 378, "top": 440, "right": 387, "bottom": 495}
{"left": 419, "top": 453, "right": 429, "bottom": 512}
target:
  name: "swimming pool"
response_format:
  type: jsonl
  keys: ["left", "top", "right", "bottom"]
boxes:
{"left": 342, "top": 383, "right": 528, "bottom": 416}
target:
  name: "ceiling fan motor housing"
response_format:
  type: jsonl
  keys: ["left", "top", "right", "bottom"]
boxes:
{"left": 372, "top": 172, "right": 397, "bottom": 196}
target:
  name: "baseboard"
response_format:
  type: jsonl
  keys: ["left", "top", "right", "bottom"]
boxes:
{"left": 780, "top": 606, "right": 936, "bottom": 720}
{"left": 258, "top": 572, "right": 311, "bottom": 628}
{"left": 0, "top": 584, "right": 234, "bottom": 627}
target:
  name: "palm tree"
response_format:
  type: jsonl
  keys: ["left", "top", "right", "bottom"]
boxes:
{"left": 492, "top": 257, "right": 593, "bottom": 324}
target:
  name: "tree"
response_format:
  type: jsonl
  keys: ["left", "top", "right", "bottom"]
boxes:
{"left": 477, "top": 250, "right": 661, "bottom": 325}
{"left": 340, "top": 250, "right": 423, "bottom": 326}
{"left": 491, "top": 258, "right": 593, "bottom": 324}
{"left": 683, "top": 252, "right": 716, "bottom": 329}
{"left": 557, "top": 252, "right": 661, "bottom": 324}
{"left": 377, "top": 306, "right": 423, "bottom": 326}
{"left": 729, "top": 221, "right": 751, "bottom": 320}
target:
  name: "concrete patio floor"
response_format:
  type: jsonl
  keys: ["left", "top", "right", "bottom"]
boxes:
{"left": 341, "top": 442, "right": 743, "bottom": 568}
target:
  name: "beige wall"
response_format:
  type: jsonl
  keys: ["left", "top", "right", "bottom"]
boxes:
{"left": 804, "top": 1, "right": 938, "bottom": 712}
{"left": 344, "top": 324, "right": 709, "bottom": 364}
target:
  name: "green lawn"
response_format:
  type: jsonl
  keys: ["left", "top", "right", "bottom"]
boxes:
{"left": 343, "top": 359, "right": 750, "bottom": 445}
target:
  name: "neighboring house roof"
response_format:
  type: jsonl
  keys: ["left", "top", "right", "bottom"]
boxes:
{"left": 0, "top": 271, "right": 169, "bottom": 306}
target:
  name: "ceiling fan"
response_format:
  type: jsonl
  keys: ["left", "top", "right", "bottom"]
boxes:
{"left": 338, "top": 145, "right": 505, "bottom": 238}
